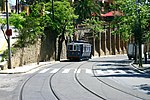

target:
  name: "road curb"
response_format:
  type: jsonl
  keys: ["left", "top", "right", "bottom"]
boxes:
{"left": 130, "top": 61, "right": 150, "bottom": 73}
{"left": 0, "top": 61, "right": 58, "bottom": 74}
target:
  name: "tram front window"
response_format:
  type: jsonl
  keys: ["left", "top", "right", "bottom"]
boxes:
{"left": 68, "top": 45, "right": 73, "bottom": 51}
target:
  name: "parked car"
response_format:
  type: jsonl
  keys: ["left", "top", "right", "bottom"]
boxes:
{"left": 127, "top": 43, "right": 144, "bottom": 60}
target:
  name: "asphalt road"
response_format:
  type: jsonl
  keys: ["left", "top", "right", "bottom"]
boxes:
{"left": 0, "top": 55, "right": 150, "bottom": 100}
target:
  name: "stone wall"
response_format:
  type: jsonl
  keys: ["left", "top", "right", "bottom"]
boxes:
{"left": 11, "top": 40, "right": 41, "bottom": 68}
{"left": 76, "top": 26, "right": 128, "bottom": 57}
{"left": 11, "top": 37, "right": 67, "bottom": 68}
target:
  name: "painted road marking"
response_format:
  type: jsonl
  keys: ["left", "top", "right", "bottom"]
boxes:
{"left": 39, "top": 68, "right": 50, "bottom": 73}
{"left": 86, "top": 69, "right": 93, "bottom": 74}
{"left": 118, "top": 70, "right": 127, "bottom": 74}
{"left": 74, "top": 69, "right": 81, "bottom": 73}
{"left": 33, "top": 68, "right": 140, "bottom": 76}
{"left": 28, "top": 68, "right": 40, "bottom": 73}
{"left": 106, "top": 70, "right": 115, "bottom": 75}
{"left": 62, "top": 69, "right": 71, "bottom": 73}
{"left": 96, "top": 70, "right": 104, "bottom": 75}
{"left": 50, "top": 68, "right": 60, "bottom": 73}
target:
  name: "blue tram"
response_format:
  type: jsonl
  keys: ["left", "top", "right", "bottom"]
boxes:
{"left": 67, "top": 41, "right": 92, "bottom": 60}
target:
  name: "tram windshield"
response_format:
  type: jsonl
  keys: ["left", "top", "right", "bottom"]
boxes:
{"left": 68, "top": 45, "right": 73, "bottom": 50}
{"left": 68, "top": 44, "right": 80, "bottom": 51}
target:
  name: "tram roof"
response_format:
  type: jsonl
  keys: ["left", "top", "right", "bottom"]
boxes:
{"left": 68, "top": 41, "right": 91, "bottom": 45}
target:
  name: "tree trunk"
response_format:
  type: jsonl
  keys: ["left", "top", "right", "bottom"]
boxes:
{"left": 57, "top": 36, "right": 64, "bottom": 61}
{"left": 57, "top": 25, "right": 66, "bottom": 61}
{"left": 92, "top": 33, "right": 95, "bottom": 56}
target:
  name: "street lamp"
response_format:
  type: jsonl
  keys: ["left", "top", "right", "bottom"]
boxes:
{"left": 5, "top": 0, "right": 12, "bottom": 69}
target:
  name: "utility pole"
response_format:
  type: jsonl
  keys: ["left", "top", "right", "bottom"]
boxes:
{"left": 5, "top": 0, "right": 12, "bottom": 69}
{"left": 17, "top": 0, "right": 19, "bottom": 14}
{"left": 16, "top": 0, "right": 19, "bottom": 14}
{"left": 16, "top": 0, "right": 18, "bottom": 13}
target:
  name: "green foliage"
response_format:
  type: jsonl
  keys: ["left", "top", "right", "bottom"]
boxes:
{"left": 111, "top": 0, "right": 150, "bottom": 42}
{"left": 1, "top": 47, "right": 16, "bottom": 62}
{"left": 9, "top": 12, "right": 25, "bottom": 29}
{"left": 45, "top": 0, "right": 78, "bottom": 37}
{"left": 0, "top": 14, "right": 6, "bottom": 24}
{"left": 0, "top": 0, "right": 2, "bottom": 6}
{"left": 74, "top": 0, "right": 101, "bottom": 24}
{"left": 9, "top": 3, "right": 45, "bottom": 47}
{"left": 83, "top": 17, "right": 104, "bottom": 37}
{"left": 0, "top": 17, "right": 5, "bottom": 24}
{"left": 24, "top": 0, "right": 49, "bottom": 4}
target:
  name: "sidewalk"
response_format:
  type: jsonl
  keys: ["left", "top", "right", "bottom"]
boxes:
{"left": 0, "top": 61, "right": 56, "bottom": 74}
{"left": 132, "top": 60, "right": 150, "bottom": 73}
{"left": 132, "top": 64, "right": 150, "bottom": 73}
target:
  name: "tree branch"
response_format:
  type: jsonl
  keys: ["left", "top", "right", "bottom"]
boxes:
{"left": 1, "top": 24, "right": 8, "bottom": 43}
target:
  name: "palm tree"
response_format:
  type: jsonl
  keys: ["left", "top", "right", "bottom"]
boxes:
{"left": 74, "top": 0, "right": 100, "bottom": 24}
{"left": 24, "top": 0, "right": 49, "bottom": 4}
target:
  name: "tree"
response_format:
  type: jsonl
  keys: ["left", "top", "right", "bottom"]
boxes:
{"left": 24, "top": 0, "right": 49, "bottom": 4}
{"left": 111, "top": 0, "right": 150, "bottom": 41}
{"left": 83, "top": 17, "right": 104, "bottom": 56}
{"left": 83, "top": 18, "right": 104, "bottom": 36}
{"left": 9, "top": 13, "right": 25, "bottom": 30}
{"left": 111, "top": 0, "right": 150, "bottom": 67}
{"left": 44, "top": 0, "right": 78, "bottom": 61}
{"left": 0, "top": 0, "right": 2, "bottom": 6}
{"left": 74, "top": 0, "right": 101, "bottom": 24}
{"left": 9, "top": 3, "right": 45, "bottom": 47}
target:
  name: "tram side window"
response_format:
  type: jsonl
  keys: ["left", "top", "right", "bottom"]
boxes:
{"left": 77, "top": 45, "right": 80, "bottom": 51}
{"left": 80, "top": 45, "right": 83, "bottom": 52}
{"left": 86, "top": 47, "right": 88, "bottom": 52}
{"left": 88, "top": 46, "right": 91, "bottom": 52}
{"left": 89, "top": 46, "right": 91, "bottom": 52}
{"left": 85, "top": 46, "right": 91, "bottom": 52}
{"left": 83, "top": 46, "right": 86, "bottom": 52}
{"left": 86, "top": 47, "right": 89, "bottom": 52}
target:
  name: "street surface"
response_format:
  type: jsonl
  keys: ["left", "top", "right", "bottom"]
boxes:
{"left": 0, "top": 55, "right": 149, "bottom": 100}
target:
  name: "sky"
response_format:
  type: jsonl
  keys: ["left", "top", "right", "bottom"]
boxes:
{"left": 10, "top": 0, "right": 16, "bottom": 5}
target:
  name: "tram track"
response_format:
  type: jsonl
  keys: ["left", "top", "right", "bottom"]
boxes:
{"left": 74, "top": 59, "right": 148, "bottom": 100}
{"left": 49, "top": 63, "right": 73, "bottom": 100}
{"left": 18, "top": 58, "right": 148, "bottom": 100}
{"left": 19, "top": 62, "right": 75, "bottom": 100}
{"left": 48, "top": 60, "right": 105, "bottom": 100}
{"left": 18, "top": 63, "right": 62, "bottom": 100}
{"left": 75, "top": 61, "right": 107, "bottom": 100}
{"left": 92, "top": 60, "right": 147, "bottom": 100}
